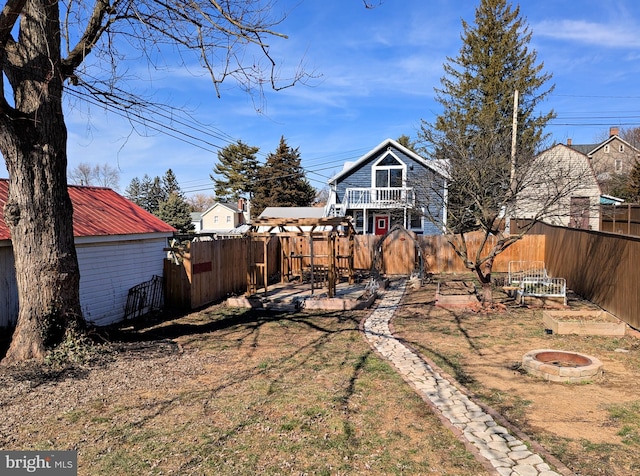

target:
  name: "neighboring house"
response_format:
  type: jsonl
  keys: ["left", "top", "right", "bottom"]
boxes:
{"left": 0, "top": 180, "right": 176, "bottom": 327}
{"left": 513, "top": 144, "right": 602, "bottom": 230}
{"left": 199, "top": 199, "right": 249, "bottom": 234}
{"left": 190, "top": 212, "right": 203, "bottom": 232}
{"left": 260, "top": 207, "right": 325, "bottom": 220}
{"left": 568, "top": 126, "right": 640, "bottom": 194}
{"left": 256, "top": 207, "right": 326, "bottom": 233}
{"left": 325, "top": 138, "right": 447, "bottom": 235}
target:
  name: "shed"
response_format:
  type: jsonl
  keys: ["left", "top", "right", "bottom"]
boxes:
{"left": 0, "top": 180, "right": 176, "bottom": 327}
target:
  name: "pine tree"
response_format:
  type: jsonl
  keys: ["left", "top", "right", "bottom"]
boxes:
{"left": 125, "top": 177, "right": 143, "bottom": 207}
{"left": 251, "top": 136, "right": 316, "bottom": 217}
{"left": 417, "top": 0, "right": 555, "bottom": 299}
{"left": 625, "top": 160, "right": 640, "bottom": 203}
{"left": 144, "top": 176, "right": 166, "bottom": 214}
{"left": 157, "top": 192, "right": 195, "bottom": 233}
{"left": 162, "top": 169, "right": 182, "bottom": 197}
{"left": 211, "top": 140, "right": 260, "bottom": 201}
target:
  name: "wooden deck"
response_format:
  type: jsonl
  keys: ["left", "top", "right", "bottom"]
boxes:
{"left": 226, "top": 280, "right": 376, "bottom": 311}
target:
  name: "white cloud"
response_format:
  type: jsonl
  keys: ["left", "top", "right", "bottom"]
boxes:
{"left": 533, "top": 19, "right": 640, "bottom": 48}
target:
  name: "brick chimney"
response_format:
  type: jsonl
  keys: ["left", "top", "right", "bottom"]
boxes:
{"left": 567, "top": 138, "right": 572, "bottom": 146}
{"left": 610, "top": 126, "right": 619, "bottom": 137}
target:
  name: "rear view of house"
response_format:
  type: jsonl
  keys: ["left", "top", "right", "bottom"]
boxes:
{"left": 0, "top": 180, "right": 176, "bottom": 327}
{"left": 513, "top": 144, "right": 602, "bottom": 230}
{"left": 325, "top": 139, "right": 447, "bottom": 235}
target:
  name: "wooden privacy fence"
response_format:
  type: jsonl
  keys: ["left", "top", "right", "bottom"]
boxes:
{"left": 164, "top": 237, "right": 279, "bottom": 309}
{"left": 535, "top": 222, "right": 640, "bottom": 330}
{"left": 164, "top": 232, "right": 545, "bottom": 310}
{"left": 284, "top": 232, "right": 544, "bottom": 275}
{"left": 600, "top": 204, "right": 640, "bottom": 236}
{"left": 349, "top": 232, "right": 544, "bottom": 275}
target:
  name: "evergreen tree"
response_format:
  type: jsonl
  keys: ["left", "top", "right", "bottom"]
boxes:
{"left": 417, "top": 0, "right": 555, "bottom": 299}
{"left": 157, "top": 192, "right": 195, "bottom": 233}
{"left": 211, "top": 140, "right": 260, "bottom": 201}
{"left": 624, "top": 160, "right": 640, "bottom": 203}
{"left": 125, "top": 177, "right": 143, "bottom": 207}
{"left": 126, "top": 170, "right": 191, "bottom": 228}
{"left": 396, "top": 135, "right": 418, "bottom": 153}
{"left": 251, "top": 137, "right": 316, "bottom": 217}
{"left": 144, "top": 176, "right": 166, "bottom": 214}
{"left": 162, "top": 169, "right": 182, "bottom": 197}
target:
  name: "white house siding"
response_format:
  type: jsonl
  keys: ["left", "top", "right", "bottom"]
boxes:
{"left": 0, "top": 235, "right": 169, "bottom": 329}
{"left": 0, "top": 244, "right": 18, "bottom": 328}
{"left": 76, "top": 236, "right": 169, "bottom": 326}
{"left": 515, "top": 145, "right": 601, "bottom": 230}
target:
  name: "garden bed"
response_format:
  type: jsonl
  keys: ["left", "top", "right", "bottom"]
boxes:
{"left": 435, "top": 281, "right": 479, "bottom": 308}
{"left": 543, "top": 309, "right": 626, "bottom": 336}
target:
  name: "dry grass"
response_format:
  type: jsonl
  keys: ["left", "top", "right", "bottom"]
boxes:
{"left": 394, "top": 274, "right": 640, "bottom": 476}
{"left": 0, "top": 304, "right": 488, "bottom": 475}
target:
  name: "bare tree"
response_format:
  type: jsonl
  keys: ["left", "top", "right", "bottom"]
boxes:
{"left": 414, "top": 135, "right": 597, "bottom": 302}
{"left": 69, "top": 162, "right": 120, "bottom": 189}
{"left": 187, "top": 193, "right": 217, "bottom": 212}
{"left": 0, "top": 0, "right": 311, "bottom": 363}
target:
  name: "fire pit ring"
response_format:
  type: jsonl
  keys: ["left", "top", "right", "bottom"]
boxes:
{"left": 522, "top": 349, "right": 603, "bottom": 383}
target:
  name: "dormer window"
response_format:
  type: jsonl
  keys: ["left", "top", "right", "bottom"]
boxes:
{"left": 373, "top": 153, "right": 405, "bottom": 188}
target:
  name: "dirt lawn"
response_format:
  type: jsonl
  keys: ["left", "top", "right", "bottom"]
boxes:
{"left": 393, "top": 275, "right": 640, "bottom": 476}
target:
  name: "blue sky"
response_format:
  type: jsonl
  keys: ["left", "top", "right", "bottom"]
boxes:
{"left": 30, "top": 0, "right": 640, "bottom": 195}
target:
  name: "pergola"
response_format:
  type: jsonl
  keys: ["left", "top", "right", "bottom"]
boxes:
{"left": 246, "top": 216, "right": 356, "bottom": 298}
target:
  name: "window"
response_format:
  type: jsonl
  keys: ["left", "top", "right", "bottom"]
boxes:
{"left": 615, "top": 159, "right": 623, "bottom": 173}
{"left": 226, "top": 215, "right": 231, "bottom": 223}
{"left": 372, "top": 152, "right": 405, "bottom": 188}
{"left": 619, "top": 144, "right": 625, "bottom": 152}
{"left": 214, "top": 216, "right": 219, "bottom": 223}
{"left": 410, "top": 211, "right": 422, "bottom": 230}
{"left": 604, "top": 144, "right": 610, "bottom": 153}
{"left": 353, "top": 210, "right": 364, "bottom": 231}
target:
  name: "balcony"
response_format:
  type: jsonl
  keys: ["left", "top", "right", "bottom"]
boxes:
{"left": 342, "top": 187, "right": 415, "bottom": 210}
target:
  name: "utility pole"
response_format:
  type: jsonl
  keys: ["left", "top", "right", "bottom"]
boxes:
{"left": 507, "top": 90, "right": 519, "bottom": 235}
{"left": 510, "top": 89, "right": 519, "bottom": 191}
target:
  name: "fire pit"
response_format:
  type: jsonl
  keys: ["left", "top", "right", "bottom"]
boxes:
{"left": 522, "top": 349, "right": 603, "bottom": 383}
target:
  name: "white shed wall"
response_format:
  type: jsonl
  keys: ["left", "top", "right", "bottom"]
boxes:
{"left": 0, "top": 236, "right": 169, "bottom": 328}
{"left": 0, "top": 245, "right": 18, "bottom": 328}
{"left": 76, "top": 237, "right": 168, "bottom": 326}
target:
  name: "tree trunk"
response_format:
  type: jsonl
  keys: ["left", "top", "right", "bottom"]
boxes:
{"left": 475, "top": 258, "right": 494, "bottom": 304}
{"left": 0, "top": 0, "right": 84, "bottom": 363}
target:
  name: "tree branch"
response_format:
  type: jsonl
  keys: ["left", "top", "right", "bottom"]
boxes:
{"left": 61, "top": 0, "right": 117, "bottom": 78}
{"left": 0, "top": 0, "right": 25, "bottom": 48}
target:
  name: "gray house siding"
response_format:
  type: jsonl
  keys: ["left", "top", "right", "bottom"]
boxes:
{"left": 335, "top": 160, "right": 372, "bottom": 204}
{"left": 332, "top": 141, "right": 446, "bottom": 235}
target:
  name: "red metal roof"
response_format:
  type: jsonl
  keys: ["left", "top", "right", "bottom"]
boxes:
{"left": 0, "top": 179, "right": 176, "bottom": 241}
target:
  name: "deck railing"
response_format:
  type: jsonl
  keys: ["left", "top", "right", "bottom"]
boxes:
{"left": 343, "top": 187, "right": 414, "bottom": 209}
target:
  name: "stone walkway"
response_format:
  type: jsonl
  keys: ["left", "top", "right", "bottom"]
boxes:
{"left": 363, "top": 281, "right": 570, "bottom": 476}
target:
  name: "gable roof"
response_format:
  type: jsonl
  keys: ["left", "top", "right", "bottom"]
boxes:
{"left": 568, "top": 133, "right": 640, "bottom": 157}
{"left": 0, "top": 179, "right": 176, "bottom": 241}
{"left": 587, "top": 134, "right": 640, "bottom": 156}
{"left": 535, "top": 143, "right": 601, "bottom": 190}
{"left": 259, "top": 207, "right": 325, "bottom": 219}
{"left": 202, "top": 201, "right": 242, "bottom": 216}
{"left": 569, "top": 143, "right": 598, "bottom": 155}
{"left": 328, "top": 138, "right": 447, "bottom": 184}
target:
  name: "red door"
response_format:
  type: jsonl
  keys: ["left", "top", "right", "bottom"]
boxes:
{"left": 374, "top": 215, "right": 389, "bottom": 235}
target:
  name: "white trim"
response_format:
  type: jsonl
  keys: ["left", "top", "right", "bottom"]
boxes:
{"left": 371, "top": 150, "right": 406, "bottom": 188}
{"left": 74, "top": 232, "right": 173, "bottom": 245}
{"left": 327, "top": 138, "right": 448, "bottom": 184}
